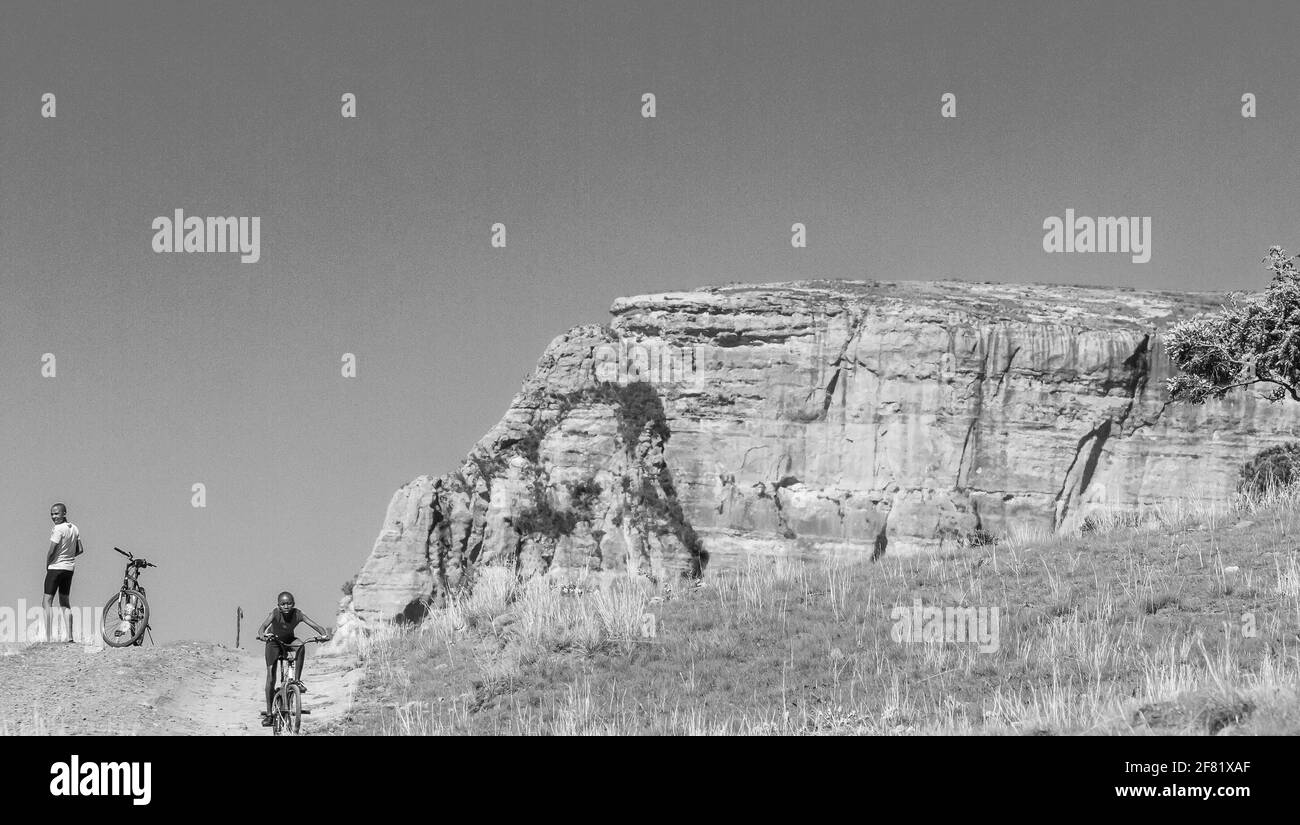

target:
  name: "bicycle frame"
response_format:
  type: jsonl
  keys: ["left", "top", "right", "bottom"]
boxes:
{"left": 270, "top": 639, "right": 306, "bottom": 689}
{"left": 120, "top": 564, "right": 147, "bottom": 600}
{"left": 125, "top": 562, "right": 141, "bottom": 585}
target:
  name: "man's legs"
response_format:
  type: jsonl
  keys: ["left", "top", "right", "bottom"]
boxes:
{"left": 264, "top": 666, "right": 277, "bottom": 714}
{"left": 263, "top": 641, "right": 279, "bottom": 720}
{"left": 293, "top": 644, "right": 307, "bottom": 682}
{"left": 41, "top": 570, "right": 69, "bottom": 643}
{"left": 57, "top": 574, "right": 73, "bottom": 642}
{"left": 40, "top": 593, "right": 53, "bottom": 643}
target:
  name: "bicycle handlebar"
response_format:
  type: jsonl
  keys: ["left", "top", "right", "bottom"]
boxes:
{"left": 114, "top": 548, "right": 157, "bottom": 568}
{"left": 257, "top": 635, "right": 330, "bottom": 647}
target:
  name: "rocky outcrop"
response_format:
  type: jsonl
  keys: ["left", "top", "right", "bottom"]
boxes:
{"left": 346, "top": 280, "right": 1300, "bottom": 622}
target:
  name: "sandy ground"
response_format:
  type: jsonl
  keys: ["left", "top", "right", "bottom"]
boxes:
{"left": 0, "top": 638, "right": 362, "bottom": 735}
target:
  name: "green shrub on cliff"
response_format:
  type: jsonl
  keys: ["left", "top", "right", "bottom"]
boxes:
{"left": 512, "top": 498, "right": 579, "bottom": 539}
{"left": 1167, "top": 246, "right": 1300, "bottom": 403}
{"left": 1238, "top": 444, "right": 1300, "bottom": 496}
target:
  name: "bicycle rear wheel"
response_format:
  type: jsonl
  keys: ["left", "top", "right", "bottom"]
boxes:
{"left": 101, "top": 590, "right": 150, "bottom": 647}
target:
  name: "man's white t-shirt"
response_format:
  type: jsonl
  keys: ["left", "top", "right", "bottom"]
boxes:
{"left": 48, "top": 522, "right": 80, "bottom": 571}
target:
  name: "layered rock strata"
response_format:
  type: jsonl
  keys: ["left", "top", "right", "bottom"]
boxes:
{"left": 347, "top": 280, "right": 1300, "bottom": 622}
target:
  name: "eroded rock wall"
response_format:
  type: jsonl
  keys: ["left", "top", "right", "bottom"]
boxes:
{"left": 347, "top": 280, "right": 1300, "bottom": 622}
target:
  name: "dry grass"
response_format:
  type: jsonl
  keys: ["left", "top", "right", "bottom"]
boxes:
{"left": 0, "top": 702, "right": 147, "bottom": 736}
{"left": 338, "top": 487, "right": 1300, "bottom": 735}
{"left": 0, "top": 706, "right": 69, "bottom": 736}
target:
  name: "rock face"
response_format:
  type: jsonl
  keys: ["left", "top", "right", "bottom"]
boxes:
{"left": 347, "top": 280, "right": 1300, "bottom": 622}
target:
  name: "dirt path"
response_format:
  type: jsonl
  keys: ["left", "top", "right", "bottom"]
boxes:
{"left": 0, "top": 639, "right": 362, "bottom": 735}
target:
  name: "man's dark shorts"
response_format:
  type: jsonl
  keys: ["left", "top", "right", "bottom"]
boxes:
{"left": 264, "top": 639, "right": 305, "bottom": 668}
{"left": 43, "top": 569, "right": 74, "bottom": 603}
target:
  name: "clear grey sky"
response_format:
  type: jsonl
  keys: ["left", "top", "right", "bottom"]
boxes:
{"left": 2, "top": 0, "right": 1297, "bottom": 643}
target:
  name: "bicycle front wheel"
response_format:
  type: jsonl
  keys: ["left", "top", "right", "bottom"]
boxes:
{"left": 272, "top": 693, "right": 286, "bottom": 736}
{"left": 289, "top": 684, "right": 302, "bottom": 734}
{"left": 101, "top": 590, "right": 150, "bottom": 648}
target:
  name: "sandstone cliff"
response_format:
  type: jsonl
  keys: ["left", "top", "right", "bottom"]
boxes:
{"left": 346, "top": 280, "right": 1300, "bottom": 623}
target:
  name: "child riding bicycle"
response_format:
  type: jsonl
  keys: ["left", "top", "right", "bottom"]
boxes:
{"left": 254, "top": 591, "right": 331, "bottom": 726}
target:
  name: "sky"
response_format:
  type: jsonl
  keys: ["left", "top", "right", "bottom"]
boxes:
{"left": 1, "top": 0, "right": 1297, "bottom": 644}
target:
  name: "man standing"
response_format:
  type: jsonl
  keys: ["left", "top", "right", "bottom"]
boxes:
{"left": 44, "top": 503, "right": 83, "bottom": 642}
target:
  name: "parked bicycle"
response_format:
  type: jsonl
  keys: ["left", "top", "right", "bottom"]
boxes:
{"left": 258, "top": 635, "right": 327, "bottom": 735}
{"left": 101, "top": 547, "right": 156, "bottom": 647}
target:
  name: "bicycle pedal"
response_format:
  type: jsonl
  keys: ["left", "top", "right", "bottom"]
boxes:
{"left": 300, "top": 710, "right": 311, "bottom": 715}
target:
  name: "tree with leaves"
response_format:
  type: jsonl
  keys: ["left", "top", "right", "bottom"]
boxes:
{"left": 1166, "top": 246, "right": 1300, "bottom": 403}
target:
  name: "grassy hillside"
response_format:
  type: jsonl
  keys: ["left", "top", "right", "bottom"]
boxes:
{"left": 336, "top": 488, "right": 1300, "bottom": 735}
